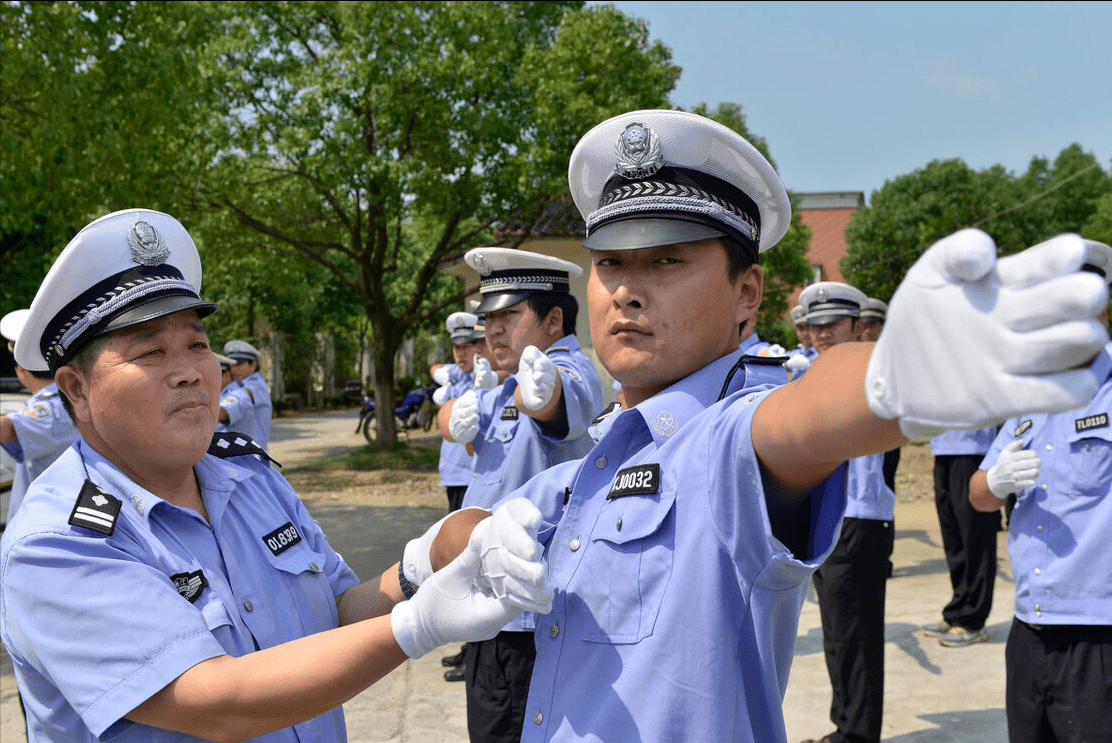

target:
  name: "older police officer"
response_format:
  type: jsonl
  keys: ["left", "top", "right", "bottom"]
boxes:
{"left": 406, "top": 109, "right": 1108, "bottom": 743}
{"left": 0, "top": 208, "right": 554, "bottom": 743}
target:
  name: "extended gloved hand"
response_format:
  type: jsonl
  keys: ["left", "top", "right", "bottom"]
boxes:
{"left": 471, "top": 498, "right": 553, "bottom": 611}
{"left": 472, "top": 355, "right": 499, "bottom": 390}
{"left": 784, "top": 353, "right": 811, "bottom": 376}
{"left": 516, "top": 346, "right": 557, "bottom": 411}
{"left": 865, "top": 230, "right": 1108, "bottom": 441}
{"left": 448, "top": 389, "right": 480, "bottom": 444}
{"left": 764, "top": 343, "right": 787, "bottom": 357}
{"left": 432, "top": 366, "right": 452, "bottom": 387}
{"left": 391, "top": 524, "right": 544, "bottom": 659}
{"left": 432, "top": 385, "right": 451, "bottom": 406}
{"left": 986, "top": 440, "right": 1041, "bottom": 499}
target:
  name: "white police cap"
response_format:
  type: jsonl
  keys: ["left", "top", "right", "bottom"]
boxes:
{"left": 446, "top": 311, "right": 483, "bottom": 344}
{"left": 859, "top": 298, "right": 888, "bottom": 323}
{"left": 1, "top": 309, "right": 30, "bottom": 344}
{"left": 464, "top": 247, "right": 582, "bottom": 315}
{"left": 1082, "top": 239, "right": 1112, "bottom": 286}
{"left": 789, "top": 304, "right": 807, "bottom": 326}
{"left": 223, "top": 340, "right": 261, "bottom": 363}
{"left": 16, "top": 209, "right": 218, "bottom": 373}
{"left": 568, "top": 109, "right": 791, "bottom": 256}
{"left": 214, "top": 353, "right": 235, "bottom": 371}
{"left": 800, "top": 281, "right": 868, "bottom": 325}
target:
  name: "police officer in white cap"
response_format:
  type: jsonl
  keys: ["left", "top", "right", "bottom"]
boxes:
{"left": 432, "top": 246, "right": 604, "bottom": 742}
{"left": 969, "top": 238, "right": 1112, "bottom": 743}
{"left": 0, "top": 208, "right": 554, "bottom": 743}
{"left": 212, "top": 353, "right": 248, "bottom": 436}
{"left": 398, "top": 109, "right": 1108, "bottom": 743}
{"left": 218, "top": 338, "right": 272, "bottom": 447}
{"left": 857, "top": 298, "right": 887, "bottom": 343}
{"left": 1, "top": 309, "right": 79, "bottom": 523}
{"left": 799, "top": 280, "right": 895, "bottom": 743}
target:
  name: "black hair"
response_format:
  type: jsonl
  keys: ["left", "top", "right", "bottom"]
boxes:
{"left": 722, "top": 236, "right": 758, "bottom": 337}
{"left": 524, "top": 292, "right": 579, "bottom": 337}
{"left": 57, "top": 335, "right": 111, "bottom": 423}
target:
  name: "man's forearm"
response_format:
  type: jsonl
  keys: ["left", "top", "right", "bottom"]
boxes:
{"left": 430, "top": 508, "right": 489, "bottom": 572}
{"left": 968, "top": 469, "right": 1002, "bottom": 512}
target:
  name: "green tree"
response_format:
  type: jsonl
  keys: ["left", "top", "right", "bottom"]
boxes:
{"left": 187, "top": 1, "right": 679, "bottom": 444}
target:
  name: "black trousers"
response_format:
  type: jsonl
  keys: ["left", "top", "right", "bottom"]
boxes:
{"left": 463, "top": 631, "right": 536, "bottom": 743}
{"left": 813, "top": 517, "right": 894, "bottom": 743}
{"left": 1006, "top": 619, "right": 1112, "bottom": 743}
{"left": 446, "top": 485, "right": 467, "bottom": 512}
{"left": 933, "top": 455, "right": 1000, "bottom": 630}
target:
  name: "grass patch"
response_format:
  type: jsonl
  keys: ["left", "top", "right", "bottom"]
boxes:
{"left": 288, "top": 438, "right": 440, "bottom": 473}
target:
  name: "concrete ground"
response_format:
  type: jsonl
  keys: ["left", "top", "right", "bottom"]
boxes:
{"left": 1, "top": 412, "right": 1012, "bottom": 742}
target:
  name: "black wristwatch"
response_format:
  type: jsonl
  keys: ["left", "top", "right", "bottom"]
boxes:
{"left": 398, "top": 560, "right": 416, "bottom": 600}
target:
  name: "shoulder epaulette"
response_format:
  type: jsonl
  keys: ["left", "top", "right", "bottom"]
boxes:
{"left": 69, "top": 480, "right": 122, "bottom": 536}
{"left": 741, "top": 353, "right": 789, "bottom": 366}
{"left": 208, "top": 432, "right": 281, "bottom": 467}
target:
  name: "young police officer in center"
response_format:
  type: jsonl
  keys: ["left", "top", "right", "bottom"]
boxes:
{"left": 0, "top": 209, "right": 555, "bottom": 743}
{"left": 402, "top": 109, "right": 1109, "bottom": 743}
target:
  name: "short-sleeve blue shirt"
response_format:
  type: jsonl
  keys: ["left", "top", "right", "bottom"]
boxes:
{"left": 845, "top": 453, "right": 895, "bottom": 521}
{"left": 461, "top": 334, "right": 603, "bottom": 511}
{"left": 929, "top": 425, "right": 998, "bottom": 456}
{"left": 216, "top": 380, "right": 257, "bottom": 437}
{"left": 2, "top": 383, "right": 79, "bottom": 521}
{"left": 438, "top": 365, "right": 477, "bottom": 487}
{"left": 499, "top": 350, "right": 848, "bottom": 743}
{"left": 225, "top": 371, "right": 273, "bottom": 447}
{"left": 979, "top": 343, "right": 1112, "bottom": 626}
{"left": 0, "top": 438, "right": 360, "bottom": 743}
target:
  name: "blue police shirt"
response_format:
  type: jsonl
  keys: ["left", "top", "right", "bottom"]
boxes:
{"left": 2, "top": 383, "right": 79, "bottom": 521}
{"left": 499, "top": 350, "right": 848, "bottom": 743}
{"left": 438, "top": 365, "right": 476, "bottom": 487}
{"left": 0, "top": 438, "right": 360, "bottom": 743}
{"left": 844, "top": 453, "right": 895, "bottom": 521}
{"left": 979, "top": 342, "right": 1112, "bottom": 626}
{"left": 237, "top": 371, "right": 273, "bottom": 447}
{"left": 462, "top": 334, "right": 603, "bottom": 511}
{"left": 217, "top": 380, "right": 257, "bottom": 437}
{"left": 929, "top": 425, "right": 998, "bottom": 457}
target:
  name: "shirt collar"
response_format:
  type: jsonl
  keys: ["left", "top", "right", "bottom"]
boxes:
{"left": 1094, "top": 341, "right": 1112, "bottom": 385}
{"left": 632, "top": 349, "right": 745, "bottom": 448}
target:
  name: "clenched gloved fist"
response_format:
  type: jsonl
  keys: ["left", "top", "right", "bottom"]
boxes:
{"left": 448, "top": 389, "right": 480, "bottom": 444}
{"left": 784, "top": 353, "right": 811, "bottom": 376}
{"left": 986, "top": 440, "right": 1041, "bottom": 500}
{"left": 472, "top": 355, "right": 499, "bottom": 390}
{"left": 391, "top": 523, "right": 537, "bottom": 659}
{"left": 432, "top": 385, "right": 451, "bottom": 406}
{"left": 471, "top": 498, "right": 553, "bottom": 613}
{"left": 432, "top": 366, "right": 452, "bottom": 387}
{"left": 865, "top": 230, "right": 1108, "bottom": 441}
{"left": 516, "top": 346, "right": 557, "bottom": 411}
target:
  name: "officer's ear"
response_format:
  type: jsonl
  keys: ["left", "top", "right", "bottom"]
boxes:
{"left": 734, "top": 264, "right": 764, "bottom": 329}
{"left": 54, "top": 365, "right": 93, "bottom": 424}
{"left": 542, "top": 305, "right": 564, "bottom": 338}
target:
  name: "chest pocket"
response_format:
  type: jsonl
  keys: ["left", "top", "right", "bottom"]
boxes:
{"left": 578, "top": 489, "right": 676, "bottom": 644}
{"left": 476, "top": 418, "right": 519, "bottom": 485}
{"left": 267, "top": 547, "right": 338, "bottom": 637}
{"left": 1065, "top": 423, "right": 1112, "bottom": 496}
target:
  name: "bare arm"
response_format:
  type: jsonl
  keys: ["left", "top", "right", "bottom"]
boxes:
{"left": 514, "top": 369, "right": 564, "bottom": 424}
{"left": 437, "top": 397, "right": 456, "bottom": 442}
{"left": 752, "top": 343, "right": 906, "bottom": 506}
{"left": 968, "top": 469, "right": 1003, "bottom": 512}
{"left": 1, "top": 414, "right": 15, "bottom": 442}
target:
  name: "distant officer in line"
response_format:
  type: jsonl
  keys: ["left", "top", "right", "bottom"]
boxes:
{"left": 217, "top": 339, "right": 272, "bottom": 447}
{"left": 431, "top": 311, "right": 502, "bottom": 513}
{"left": 434, "top": 247, "right": 604, "bottom": 743}
{"left": 0, "top": 208, "right": 554, "bottom": 743}
{"left": 857, "top": 298, "right": 887, "bottom": 342}
{"left": 799, "top": 280, "right": 895, "bottom": 743}
{"left": 970, "top": 239, "right": 1112, "bottom": 743}
{"left": 1, "top": 309, "right": 80, "bottom": 523}
{"left": 212, "top": 353, "right": 248, "bottom": 436}
{"left": 402, "top": 109, "right": 1108, "bottom": 743}
{"left": 921, "top": 423, "right": 1001, "bottom": 647}
{"left": 792, "top": 303, "right": 819, "bottom": 359}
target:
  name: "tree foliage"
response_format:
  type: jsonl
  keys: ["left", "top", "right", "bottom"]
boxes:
{"left": 842, "top": 147, "right": 1112, "bottom": 301}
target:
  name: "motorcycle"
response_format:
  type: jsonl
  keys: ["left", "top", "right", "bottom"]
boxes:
{"left": 356, "top": 382, "right": 437, "bottom": 443}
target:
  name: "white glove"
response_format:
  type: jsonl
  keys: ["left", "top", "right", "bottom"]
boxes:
{"left": 391, "top": 526, "right": 533, "bottom": 659}
{"left": 448, "top": 389, "right": 480, "bottom": 444}
{"left": 865, "top": 230, "right": 1108, "bottom": 441}
{"left": 432, "top": 366, "right": 452, "bottom": 386}
{"left": 516, "top": 346, "right": 557, "bottom": 411}
{"left": 986, "top": 440, "right": 1041, "bottom": 500}
{"left": 472, "top": 355, "right": 499, "bottom": 390}
{"left": 402, "top": 512, "right": 452, "bottom": 586}
{"left": 764, "top": 343, "right": 787, "bottom": 356}
{"left": 432, "top": 385, "right": 451, "bottom": 406}
{"left": 784, "top": 353, "right": 811, "bottom": 374}
{"left": 471, "top": 498, "right": 553, "bottom": 611}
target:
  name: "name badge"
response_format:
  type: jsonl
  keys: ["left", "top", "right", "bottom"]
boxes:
{"left": 501, "top": 406, "right": 519, "bottom": 421}
{"left": 607, "top": 464, "right": 661, "bottom": 499}
{"left": 170, "top": 570, "right": 208, "bottom": 603}
{"left": 1075, "top": 412, "right": 1109, "bottom": 434}
{"left": 263, "top": 522, "right": 302, "bottom": 556}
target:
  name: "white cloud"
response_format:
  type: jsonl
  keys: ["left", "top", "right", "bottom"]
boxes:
{"left": 917, "top": 59, "right": 1003, "bottom": 102}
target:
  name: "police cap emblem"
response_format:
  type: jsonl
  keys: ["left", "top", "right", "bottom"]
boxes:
{"left": 615, "top": 122, "right": 663, "bottom": 179}
{"left": 127, "top": 220, "right": 170, "bottom": 266}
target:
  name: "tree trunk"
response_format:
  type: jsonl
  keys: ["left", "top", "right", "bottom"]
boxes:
{"left": 372, "top": 333, "right": 398, "bottom": 447}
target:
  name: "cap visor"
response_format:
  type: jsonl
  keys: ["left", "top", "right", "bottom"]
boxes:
{"left": 474, "top": 292, "right": 531, "bottom": 315}
{"left": 100, "top": 294, "right": 219, "bottom": 336}
{"left": 583, "top": 218, "right": 726, "bottom": 251}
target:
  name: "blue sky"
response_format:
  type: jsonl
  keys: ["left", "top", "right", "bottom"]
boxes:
{"left": 601, "top": 1, "right": 1111, "bottom": 203}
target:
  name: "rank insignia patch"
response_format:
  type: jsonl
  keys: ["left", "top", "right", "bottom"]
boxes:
{"left": 170, "top": 570, "right": 208, "bottom": 603}
{"left": 608, "top": 464, "right": 661, "bottom": 499}
{"left": 69, "top": 481, "right": 122, "bottom": 536}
